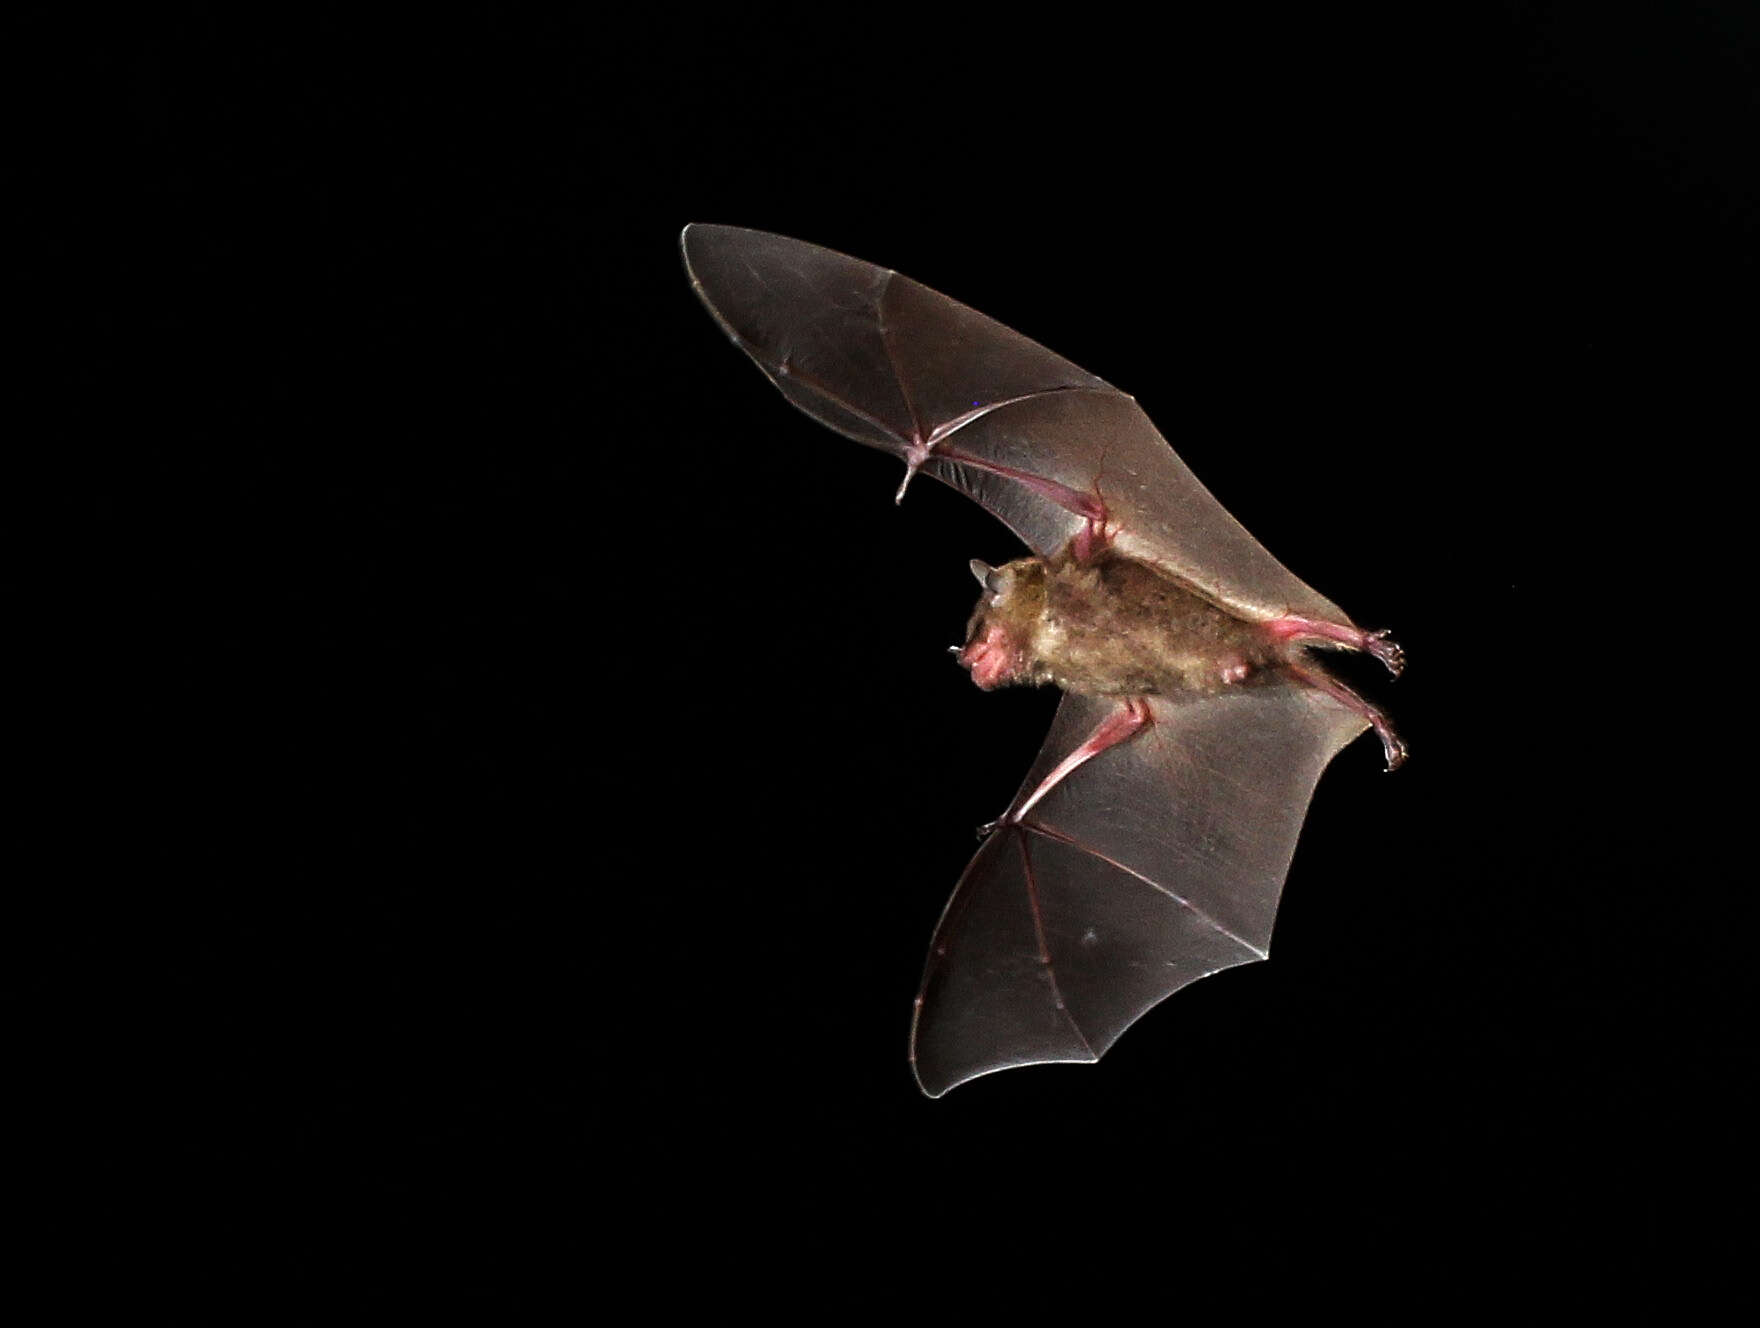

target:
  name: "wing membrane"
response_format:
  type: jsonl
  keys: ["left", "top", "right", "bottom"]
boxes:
{"left": 682, "top": 222, "right": 1346, "bottom": 621}
{"left": 910, "top": 688, "right": 1367, "bottom": 1097}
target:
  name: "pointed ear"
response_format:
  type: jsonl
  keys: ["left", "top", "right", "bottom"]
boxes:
{"left": 968, "top": 559, "right": 995, "bottom": 587}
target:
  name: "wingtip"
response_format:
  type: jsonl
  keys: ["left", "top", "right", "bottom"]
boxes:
{"left": 680, "top": 221, "right": 746, "bottom": 247}
{"left": 679, "top": 222, "right": 707, "bottom": 265}
{"left": 679, "top": 221, "right": 725, "bottom": 266}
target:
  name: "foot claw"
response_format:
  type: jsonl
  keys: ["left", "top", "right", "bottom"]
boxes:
{"left": 1381, "top": 730, "right": 1409, "bottom": 771}
{"left": 1367, "top": 629, "right": 1405, "bottom": 678}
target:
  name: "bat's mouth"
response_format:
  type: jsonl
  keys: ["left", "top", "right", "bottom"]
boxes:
{"left": 958, "top": 623, "right": 1019, "bottom": 691}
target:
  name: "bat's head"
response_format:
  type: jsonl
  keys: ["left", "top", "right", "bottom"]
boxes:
{"left": 957, "top": 557, "right": 1049, "bottom": 691}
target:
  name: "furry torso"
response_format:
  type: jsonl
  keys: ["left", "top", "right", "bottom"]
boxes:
{"left": 961, "top": 546, "right": 1279, "bottom": 698}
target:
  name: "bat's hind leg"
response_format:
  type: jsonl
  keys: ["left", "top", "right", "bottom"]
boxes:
{"left": 1268, "top": 614, "right": 1407, "bottom": 768}
{"left": 1266, "top": 615, "right": 1404, "bottom": 677}
{"left": 983, "top": 697, "right": 1153, "bottom": 835}
{"left": 1285, "top": 659, "right": 1408, "bottom": 770}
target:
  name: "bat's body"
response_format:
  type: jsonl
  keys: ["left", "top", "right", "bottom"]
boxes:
{"left": 962, "top": 548, "right": 1283, "bottom": 698}
{"left": 962, "top": 544, "right": 1404, "bottom": 723}
{"left": 681, "top": 224, "right": 1404, "bottom": 1096}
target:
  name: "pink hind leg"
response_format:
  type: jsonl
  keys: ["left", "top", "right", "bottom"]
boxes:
{"left": 1285, "top": 660, "right": 1408, "bottom": 770}
{"left": 1266, "top": 615, "right": 1405, "bottom": 677}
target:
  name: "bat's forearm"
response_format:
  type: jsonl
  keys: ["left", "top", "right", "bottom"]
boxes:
{"left": 997, "top": 697, "right": 1154, "bottom": 828}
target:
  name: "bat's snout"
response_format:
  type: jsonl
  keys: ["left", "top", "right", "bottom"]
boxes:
{"left": 957, "top": 623, "right": 1019, "bottom": 691}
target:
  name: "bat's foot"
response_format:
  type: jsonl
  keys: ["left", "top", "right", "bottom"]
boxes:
{"left": 1266, "top": 615, "right": 1406, "bottom": 678}
{"left": 1366, "top": 629, "right": 1405, "bottom": 678}
{"left": 1286, "top": 659, "right": 1408, "bottom": 772}
{"left": 1379, "top": 725, "right": 1409, "bottom": 771}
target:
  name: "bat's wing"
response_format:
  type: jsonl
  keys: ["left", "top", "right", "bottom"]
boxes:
{"left": 910, "top": 687, "right": 1367, "bottom": 1097}
{"left": 681, "top": 223, "right": 1346, "bottom": 623}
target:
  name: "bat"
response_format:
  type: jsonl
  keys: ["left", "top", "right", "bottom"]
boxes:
{"left": 681, "top": 223, "right": 1405, "bottom": 1097}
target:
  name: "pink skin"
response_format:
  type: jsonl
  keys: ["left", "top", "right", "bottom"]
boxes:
{"left": 1283, "top": 658, "right": 1407, "bottom": 769}
{"left": 1266, "top": 616, "right": 1405, "bottom": 677}
{"left": 981, "top": 697, "right": 1154, "bottom": 836}
{"left": 1005, "top": 698, "right": 1152, "bottom": 825}
{"left": 1264, "top": 615, "right": 1407, "bottom": 769}
{"left": 958, "top": 622, "right": 1021, "bottom": 691}
{"left": 1070, "top": 510, "right": 1115, "bottom": 564}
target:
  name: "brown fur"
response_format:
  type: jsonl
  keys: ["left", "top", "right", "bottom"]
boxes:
{"left": 963, "top": 546, "right": 1281, "bottom": 698}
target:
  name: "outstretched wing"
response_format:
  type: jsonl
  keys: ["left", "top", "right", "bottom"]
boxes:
{"left": 910, "top": 687, "right": 1367, "bottom": 1097}
{"left": 681, "top": 223, "right": 1347, "bottom": 623}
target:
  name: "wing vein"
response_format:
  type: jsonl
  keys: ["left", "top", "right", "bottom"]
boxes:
{"left": 1022, "top": 821, "right": 1268, "bottom": 959}
{"left": 768, "top": 356, "right": 910, "bottom": 449}
{"left": 1016, "top": 831, "right": 1096, "bottom": 1057}
{"left": 925, "top": 385, "right": 1118, "bottom": 446}
{"left": 874, "top": 271, "right": 928, "bottom": 446}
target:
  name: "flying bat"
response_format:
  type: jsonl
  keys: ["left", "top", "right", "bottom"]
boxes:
{"left": 680, "top": 223, "right": 1405, "bottom": 1097}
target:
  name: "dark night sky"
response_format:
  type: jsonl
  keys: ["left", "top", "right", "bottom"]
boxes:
{"left": 46, "top": 4, "right": 1752, "bottom": 1300}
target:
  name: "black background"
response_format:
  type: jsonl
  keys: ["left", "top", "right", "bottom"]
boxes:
{"left": 48, "top": 4, "right": 1752, "bottom": 1301}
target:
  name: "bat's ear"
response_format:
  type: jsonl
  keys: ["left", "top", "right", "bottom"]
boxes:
{"left": 968, "top": 559, "right": 1002, "bottom": 592}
